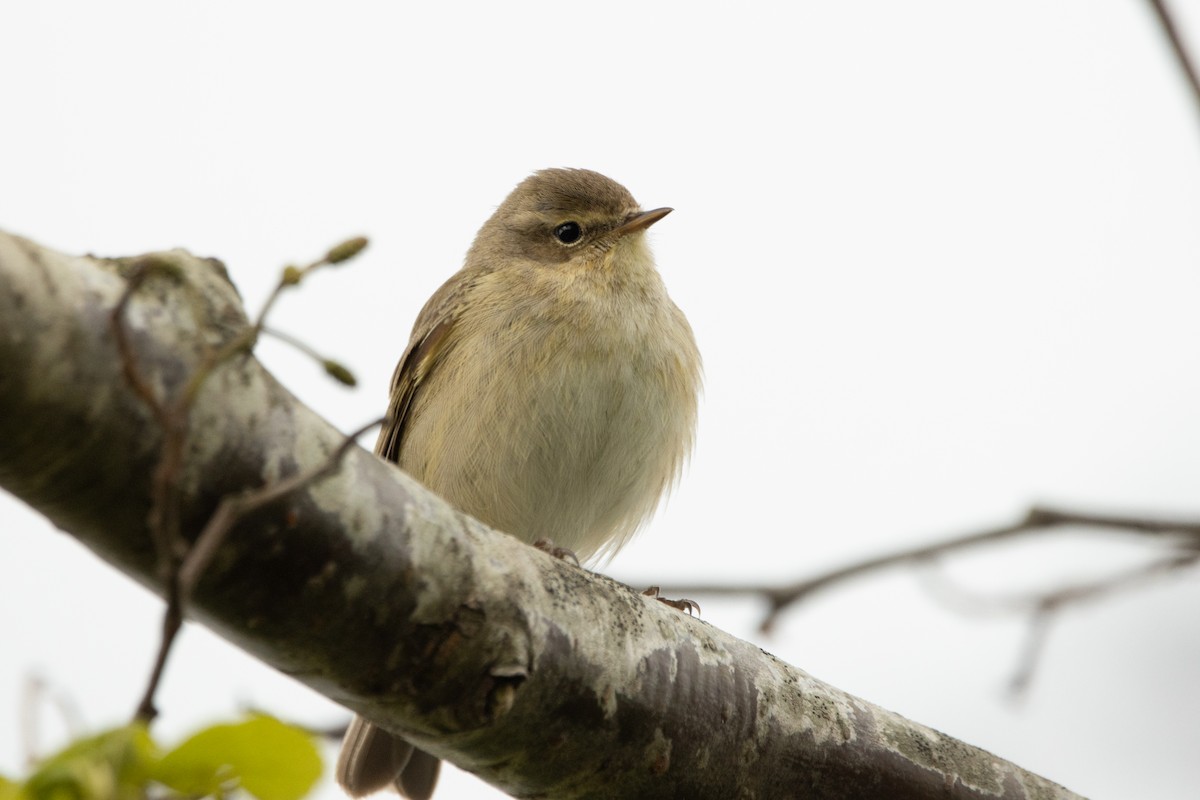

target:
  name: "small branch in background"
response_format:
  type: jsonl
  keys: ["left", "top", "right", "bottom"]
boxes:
{"left": 1147, "top": 0, "right": 1200, "bottom": 122}
{"left": 920, "top": 550, "right": 1200, "bottom": 698}
{"left": 645, "top": 505, "right": 1200, "bottom": 699}
{"left": 645, "top": 505, "right": 1200, "bottom": 632}
{"left": 110, "top": 239, "right": 370, "bottom": 724}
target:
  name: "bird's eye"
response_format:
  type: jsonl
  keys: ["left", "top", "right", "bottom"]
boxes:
{"left": 553, "top": 222, "right": 582, "bottom": 244}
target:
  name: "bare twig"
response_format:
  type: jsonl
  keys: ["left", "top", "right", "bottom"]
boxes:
{"left": 111, "top": 239, "right": 371, "bottom": 723}
{"left": 262, "top": 325, "right": 358, "bottom": 387}
{"left": 177, "top": 416, "right": 384, "bottom": 599}
{"left": 110, "top": 258, "right": 174, "bottom": 427}
{"left": 1147, "top": 0, "right": 1200, "bottom": 122}
{"left": 642, "top": 506, "right": 1200, "bottom": 633}
{"left": 638, "top": 507, "right": 1199, "bottom": 701}
{"left": 133, "top": 416, "right": 382, "bottom": 721}
{"left": 134, "top": 598, "right": 184, "bottom": 722}
{"left": 111, "top": 257, "right": 215, "bottom": 721}
{"left": 1010, "top": 553, "right": 1199, "bottom": 694}
{"left": 250, "top": 236, "right": 368, "bottom": 342}
{"left": 110, "top": 258, "right": 195, "bottom": 679}
{"left": 921, "top": 550, "right": 1200, "bottom": 697}
{"left": 1008, "top": 610, "right": 1054, "bottom": 700}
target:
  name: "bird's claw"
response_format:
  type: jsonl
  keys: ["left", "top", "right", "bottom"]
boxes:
{"left": 533, "top": 538, "right": 581, "bottom": 566}
{"left": 642, "top": 586, "right": 700, "bottom": 616}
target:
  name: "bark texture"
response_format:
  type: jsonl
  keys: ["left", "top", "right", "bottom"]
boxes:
{"left": 0, "top": 231, "right": 1084, "bottom": 799}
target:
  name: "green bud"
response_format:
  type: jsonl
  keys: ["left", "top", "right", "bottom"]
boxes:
{"left": 323, "top": 360, "right": 357, "bottom": 387}
{"left": 326, "top": 236, "right": 369, "bottom": 265}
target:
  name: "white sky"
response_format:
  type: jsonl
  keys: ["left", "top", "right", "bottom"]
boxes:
{"left": 3, "top": 2, "right": 1200, "bottom": 798}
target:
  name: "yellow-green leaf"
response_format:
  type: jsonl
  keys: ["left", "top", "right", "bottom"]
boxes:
{"left": 154, "top": 715, "right": 321, "bottom": 800}
{"left": 0, "top": 776, "right": 23, "bottom": 800}
{"left": 22, "top": 724, "right": 157, "bottom": 800}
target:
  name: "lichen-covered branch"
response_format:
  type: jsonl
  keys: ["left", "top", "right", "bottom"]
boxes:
{"left": 0, "top": 231, "right": 1083, "bottom": 799}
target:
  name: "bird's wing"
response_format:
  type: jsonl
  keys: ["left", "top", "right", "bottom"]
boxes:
{"left": 374, "top": 272, "right": 475, "bottom": 463}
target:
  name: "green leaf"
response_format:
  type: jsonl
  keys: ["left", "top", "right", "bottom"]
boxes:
{"left": 0, "top": 776, "right": 23, "bottom": 800}
{"left": 154, "top": 715, "right": 321, "bottom": 800}
{"left": 22, "top": 723, "right": 158, "bottom": 800}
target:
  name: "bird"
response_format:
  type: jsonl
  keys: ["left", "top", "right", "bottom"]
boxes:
{"left": 336, "top": 168, "right": 701, "bottom": 799}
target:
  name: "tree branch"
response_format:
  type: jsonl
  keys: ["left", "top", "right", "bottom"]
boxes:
{"left": 0, "top": 231, "right": 1082, "bottom": 799}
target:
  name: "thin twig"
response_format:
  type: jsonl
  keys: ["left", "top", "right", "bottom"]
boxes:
{"left": 110, "top": 259, "right": 193, "bottom": 645}
{"left": 1147, "top": 0, "right": 1200, "bottom": 122}
{"left": 1008, "top": 610, "right": 1053, "bottom": 699}
{"left": 133, "top": 601, "right": 184, "bottom": 722}
{"left": 641, "top": 506, "right": 1200, "bottom": 633}
{"left": 637, "top": 507, "right": 1199, "bottom": 701}
{"left": 132, "top": 417, "right": 382, "bottom": 721}
{"left": 759, "top": 506, "right": 1200, "bottom": 631}
{"left": 177, "top": 416, "right": 384, "bottom": 599}
{"left": 110, "top": 260, "right": 171, "bottom": 427}
{"left": 921, "top": 551, "right": 1200, "bottom": 696}
{"left": 112, "top": 240, "right": 371, "bottom": 723}
{"left": 111, "top": 259, "right": 200, "bottom": 721}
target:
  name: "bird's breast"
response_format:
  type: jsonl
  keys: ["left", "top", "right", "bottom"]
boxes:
{"left": 401, "top": 270, "right": 698, "bottom": 561}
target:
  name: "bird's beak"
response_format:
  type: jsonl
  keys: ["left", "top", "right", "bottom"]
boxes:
{"left": 612, "top": 207, "right": 672, "bottom": 237}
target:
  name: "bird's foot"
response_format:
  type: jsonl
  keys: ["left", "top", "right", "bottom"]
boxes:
{"left": 642, "top": 586, "right": 700, "bottom": 616}
{"left": 533, "top": 538, "right": 581, "bottom": 566}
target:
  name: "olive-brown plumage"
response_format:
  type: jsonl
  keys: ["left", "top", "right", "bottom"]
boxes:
{"left": 336, "top": 168, "right": 701, "bottom": 799}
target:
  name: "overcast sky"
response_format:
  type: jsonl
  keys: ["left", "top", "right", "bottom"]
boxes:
{"left": 3, "top": 2, "right": 1200, "bottom": 798}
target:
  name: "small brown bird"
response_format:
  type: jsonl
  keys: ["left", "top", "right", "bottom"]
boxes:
{"left": 336, "top": 168, "right": 701, "bottom": 799}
